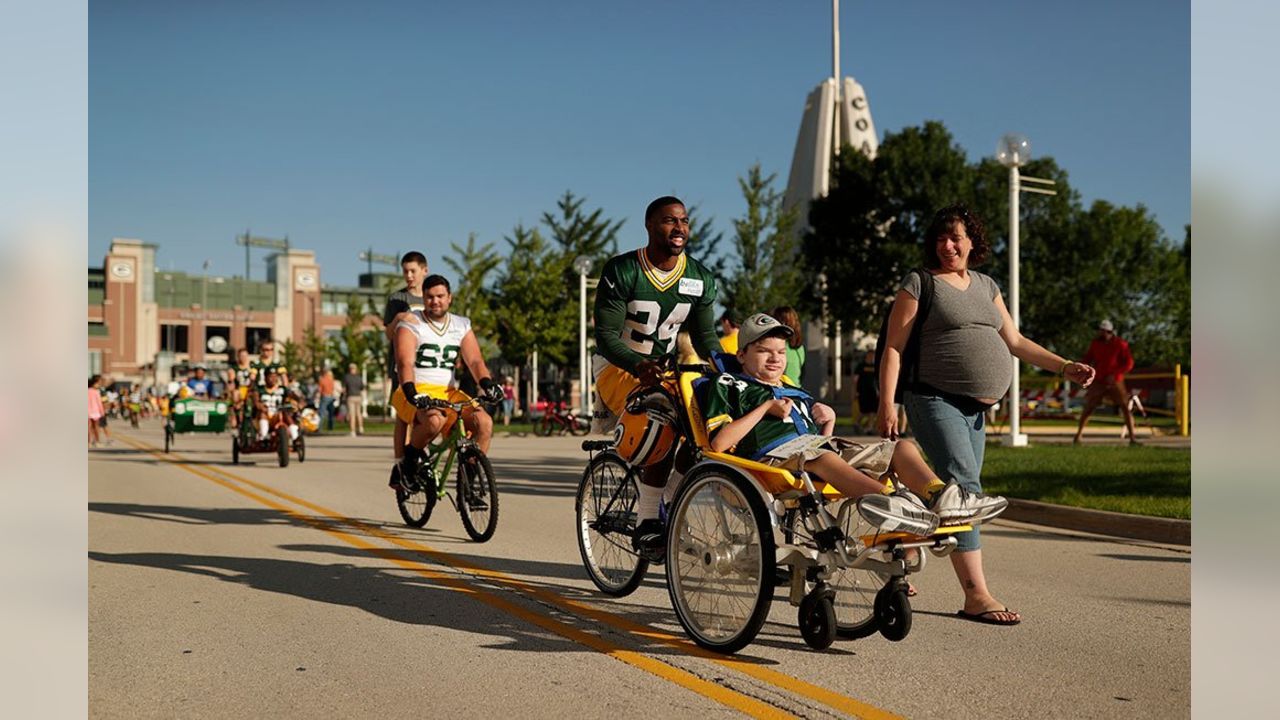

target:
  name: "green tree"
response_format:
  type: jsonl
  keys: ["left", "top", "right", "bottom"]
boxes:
{"left": 493, "top": 224, "right": 576, "bottom": 367}
{"left": 720, "top": 164, "right": 802, "bottom": 320}
{"left": 442, "top": 233, "right": 502, "bottom": 357}
{"left": 542, "top": 190, "right": 624, "bottom": 289}
{"left": 280, "top": 339, "right": 305, "bottom": 382}
{"left": 685, "top": 202, "right": 728, "bottom": 288}
{"left": 326, "top": 295, "right": 380, "bottom": 375}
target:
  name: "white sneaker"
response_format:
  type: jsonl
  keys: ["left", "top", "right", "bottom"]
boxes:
{"left": 929, "top": 482, "right": 1008, "bottom": 525}
{"left": 857, "top": 494, "right": 940, "bottom": 536}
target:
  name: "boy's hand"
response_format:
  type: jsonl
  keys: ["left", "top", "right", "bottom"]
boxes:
{"left": 812, "top": 402, "right": 835, "bottom": 426}
{"left": 764, "top": 398, "right": 794, "bottom": 419}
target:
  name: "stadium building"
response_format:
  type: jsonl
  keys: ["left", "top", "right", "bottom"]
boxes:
{"left": 88, "top": 237, "right": 388, "bottom": 382}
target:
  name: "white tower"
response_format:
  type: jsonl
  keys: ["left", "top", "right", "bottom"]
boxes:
{"left": 783, "top": 0, "right": 878, "bottom": 398}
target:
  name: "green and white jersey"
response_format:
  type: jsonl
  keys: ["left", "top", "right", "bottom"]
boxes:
{"left": 703, "top": 373, "right": 820, "bottom": 460}
{"left": 398, "top": 311, "right": 471, "bottom": 387}
{"left": 251, "top": 360, "right": 287, "bottom": 389}
{"left": 592, "top": 248, "right": 720, "bottom": 373}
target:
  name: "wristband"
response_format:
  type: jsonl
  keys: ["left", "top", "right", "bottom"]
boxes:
{"left": 1059, "top": 360, "right": 1072, "bottom": 375}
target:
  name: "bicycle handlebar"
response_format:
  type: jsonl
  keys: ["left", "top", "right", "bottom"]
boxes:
{"left": 414, "top": 396, "right": 483, "bottom": 413}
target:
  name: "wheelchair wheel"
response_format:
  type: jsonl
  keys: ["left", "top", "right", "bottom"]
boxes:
{"left": 874, "top": 582, "right": 912, "bottom": 642}
{"left": 295, "top": 434, "right": 306, "bottom": 463}
{"left": 666, "top": 469, "right": 774, "bottom": 654}
{"left": 799, "top": 587, "right": 837, "bottom": 650}
{"left": 395, "top": 464, "right": 435, "bottom": 528}
{"left": 576, "top": 452, "right": 648, "bottom": 596}
{"left": 457, "top": 449, "right": 499, "bottom": 542}
{"left": 831, "top": 499, "right": 889, "bottom": 640}
{"left": 276, "top": 431, "right": 289, "bottom": 467}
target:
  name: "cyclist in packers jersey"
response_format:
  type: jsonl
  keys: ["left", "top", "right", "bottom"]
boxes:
{"left": 389, "top": 274, "right": 504, "bottom": 486}
{"left": 592, "top": 195, "right": 722, "bottom": 557}
{"left": 252, "top": 340, "right": 289, "bottom": 390}
{"left": 227, "top": 348, "right": 257, "bottom": 429}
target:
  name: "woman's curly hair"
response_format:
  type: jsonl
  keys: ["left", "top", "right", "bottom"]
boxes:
{"left": 923, "top": 204, "right": 990, "bottom": 269}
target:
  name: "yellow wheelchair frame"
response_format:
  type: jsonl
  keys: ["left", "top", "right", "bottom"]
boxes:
{"left": 576, "top": 362, "right": 970, "bottom": 654}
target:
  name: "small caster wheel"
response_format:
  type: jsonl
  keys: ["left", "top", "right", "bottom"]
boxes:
{"left": 874, "top": 583, "right": 912, "bottom": 642}
{"left": 799, "top": 587, "right": 837, "bottom": 650}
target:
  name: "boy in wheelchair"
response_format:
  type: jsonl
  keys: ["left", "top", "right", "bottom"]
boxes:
{"left": 704, "top": 314, "right": 1007, "bottom": 535}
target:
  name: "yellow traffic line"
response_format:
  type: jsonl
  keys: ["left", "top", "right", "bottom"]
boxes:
{"left": 117, "top": 434, "right": 902, "bottom": 720}
{"left": 113, "top": 436, "right": 793, "bottom": 719}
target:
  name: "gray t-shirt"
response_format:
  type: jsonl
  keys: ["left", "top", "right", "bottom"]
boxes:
{"left": 383, "top": 288, "right": 425, "bottom": 382}
{"left": 900, "top": 270, "right": 1012, "bottom": 401}
{"left": 342, "top": 372, "right": 364, "bottom": 397}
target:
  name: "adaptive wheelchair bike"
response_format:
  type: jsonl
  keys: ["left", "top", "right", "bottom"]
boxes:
{"left": 231, "top": 398, "right": 306, "bottom": 467}
{"left": 576, "top": 356, "right": 972, "bottom": 654}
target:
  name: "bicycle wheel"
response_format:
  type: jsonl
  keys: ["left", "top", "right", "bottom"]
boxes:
{"left": 231, "top": 435, "right": 240, "bottom": 464}
{"left": 457, "top": 449, "right": 499, "bottom": 542}
{"left": 532, "top": 415, "right": 552, "bottom": 437}
{"left": 667, "top": 469, "right": 775, "bottom": 654}
{"left": 295, "top": 434, "right": 306, "bottom": 463}
{"left": 576, "top": 452, "right": 648, "bottom": 596}
{"left": 568, "top": 414, "right": 590, "bottom": 436}
{"left": 830, "top": 499, "right": 889, "bottom": 639}
{"left": 276, "top": 430, "right": 289, "bottom": 467}
{"left": 395, "top": 463, "right": 436, "bottom": 528}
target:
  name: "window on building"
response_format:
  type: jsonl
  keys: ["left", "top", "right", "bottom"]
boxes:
{"left": 245, "top": 326, "right": 274, "bottom": 354}
{"left": 160, "top": 324, "right": 189, "bottom": 353}
{"left": 321, "top": 300, "right": 348, "bottom": 316}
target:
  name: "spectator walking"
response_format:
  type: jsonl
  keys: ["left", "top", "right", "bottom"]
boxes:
{"left": 879, "top": 204, "right": 1096, "bottom": 626}
{"left": 342, "top": 363, "right": 365, "bottom": 436}
{"left": 96, "top": 375, "right": 115, "bottom": 445}
{"left": 88, "top": 375, "right": 104, "bottom": 446}
{"left": 501, "top": 377, "right": 516, "bottom": 426}
{"left": 318, "top": 369, "right": 337, "bottom": 431}
{"left": 1073, "top": 319, "right": 1139, "bottom": 444}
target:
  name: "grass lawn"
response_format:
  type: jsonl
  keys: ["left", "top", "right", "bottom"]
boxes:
{"left": 979, "top": 444, "right": 1190, "bottom": 519}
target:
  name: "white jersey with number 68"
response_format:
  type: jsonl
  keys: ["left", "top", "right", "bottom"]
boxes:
{"left": 398, "top": 311, "right": 472, "bottom": 388}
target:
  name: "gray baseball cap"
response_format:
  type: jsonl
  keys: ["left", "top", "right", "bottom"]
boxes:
{"left": 1098, "top": 319, "right": 1114, "bottom": 332}
{"left": 738, "top": 313, "right": 794, "bottom": 348}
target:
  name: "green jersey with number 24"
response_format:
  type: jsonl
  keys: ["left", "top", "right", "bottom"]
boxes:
{"left": 593, "top": 248, "right": 719, "bottom": 374}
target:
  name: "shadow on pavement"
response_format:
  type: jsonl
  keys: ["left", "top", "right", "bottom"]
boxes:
{"left": 1096, "top": 552, "right": 1190, "bottom": 563}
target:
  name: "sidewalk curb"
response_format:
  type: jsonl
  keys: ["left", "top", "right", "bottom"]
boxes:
{"left": 1002, "top": 499, "right": 1190, "bottom": 546}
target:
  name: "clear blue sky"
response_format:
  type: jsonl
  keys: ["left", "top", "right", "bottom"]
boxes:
{"left": 90, "top": 0, "right": 1189, "bottom": 287}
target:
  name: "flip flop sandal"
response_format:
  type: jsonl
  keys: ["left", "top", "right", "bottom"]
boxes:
{"left": 956, "top": 608, "right": 1021, "bottom": 626}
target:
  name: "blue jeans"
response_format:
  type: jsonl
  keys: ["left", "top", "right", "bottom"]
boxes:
{"left": 903, "top": 390, "right": 986, "bottom": 552}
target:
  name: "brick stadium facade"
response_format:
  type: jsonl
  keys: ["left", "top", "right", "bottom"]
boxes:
{"left": 89, "top": 238, "right": 388, "bottom": 382}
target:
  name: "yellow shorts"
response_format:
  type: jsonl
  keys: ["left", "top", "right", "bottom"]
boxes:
{"left": 594, "top": 363, "right": 641, "bottom": 418}
{"left": 390, "top": 383, "right": 472, "bottom": 425}
{"left": 236, "top": 386, "right": 250, "bottom": 402}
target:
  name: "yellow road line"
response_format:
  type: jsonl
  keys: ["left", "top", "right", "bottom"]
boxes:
{"left": 118, "top": 435, "right": 902, "bottom": 720}
{"left": 113, "top": 436, "right": 793, "bottom": 719}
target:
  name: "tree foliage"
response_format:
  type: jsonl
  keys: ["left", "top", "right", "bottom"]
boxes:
{"left": 803, "top": 120, "right": 1189, "bottom": 366}
{"left": 542, "top": 190, "right": 624, "bottom": 291}
{"left": 719, "top": 164, "right": 802, "bottom": 320}
{"left": 442, "top": 233, "right": 502, "bottom": 358}
{"left": 493, "top": 224, "right": 576, "bottom": 366}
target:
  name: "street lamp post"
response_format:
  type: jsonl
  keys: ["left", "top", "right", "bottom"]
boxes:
{"left": 573, "top": 256, "right": 595, "bottom": 417}
{"left": 996, "top": 133, "right": 1057, "bottom": 447}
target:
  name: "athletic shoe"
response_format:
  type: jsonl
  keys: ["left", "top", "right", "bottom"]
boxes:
{"left": 928, "top": 481, "right": 1008, "bottom": 525}
{"left": 857, "top": 494, "right": 940, "bottom": 536}
{"left": 632, "top": 518, "right": 667, "bottom": 561}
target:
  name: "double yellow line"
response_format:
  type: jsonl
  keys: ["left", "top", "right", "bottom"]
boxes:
{"left": 114, "top": 435, "right": 901, "bottom": 720}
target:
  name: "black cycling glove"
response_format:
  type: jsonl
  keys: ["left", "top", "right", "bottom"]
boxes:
{"left": 479, "top": 377, "right": 504, "bottom": 404}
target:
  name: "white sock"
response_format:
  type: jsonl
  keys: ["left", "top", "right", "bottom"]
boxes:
{"left": 288, "top": 425, "right": 299, "bottom": 440}
{"left": 637, "top": 483, "right": 662, "bottom": 523}
{"left": 662, "top": 471, "right": 684, "bottom": 507}
{"left": 258, "top": 419, "right": 269, "bottom": 439}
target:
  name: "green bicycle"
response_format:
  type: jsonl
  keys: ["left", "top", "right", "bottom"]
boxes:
{"left": 391, "top": 396, "right": 500, "bottom": 542}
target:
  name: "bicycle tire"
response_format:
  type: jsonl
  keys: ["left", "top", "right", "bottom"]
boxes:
{"left": 277, "top": 430, "right": 289, "bottom": 467}
{"left": 395, "top": 464, "right": 435, "bottom": 528}
{"left": 457, "top": 449, "right": 499, "bottom": 542}
{"left": 532, "top": 416, "right": 552, "bottom": 437}
{"left": 568, "top": 415, "right": 590, "bottom": 436}
{"left": 576, "top": 452, "right": 648, "bottom": 596}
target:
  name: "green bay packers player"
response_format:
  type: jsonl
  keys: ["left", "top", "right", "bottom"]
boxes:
{"left": 228, "top": 347, "right": 257, "bottom": 429}
{"left": 592, "top": 195, "right": 722, "bottom": 558}
{"left": 252, "top": 340, "right": 288, "bottom": 390}
{"left": 389, "top": 274, "right": 504, "bottom": 486}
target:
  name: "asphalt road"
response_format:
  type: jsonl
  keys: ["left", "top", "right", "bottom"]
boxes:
{"left": 89, "top": 422, "right": 1190, "bottom": 719}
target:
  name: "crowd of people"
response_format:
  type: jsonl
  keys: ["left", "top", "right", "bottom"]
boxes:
{"left": 93, "top": 196, "right": 1145, "bottom": 632}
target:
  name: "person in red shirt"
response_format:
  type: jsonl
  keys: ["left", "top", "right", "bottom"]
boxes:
{"left": 1073, "top": 319, "right": 1138, "bottom": 444}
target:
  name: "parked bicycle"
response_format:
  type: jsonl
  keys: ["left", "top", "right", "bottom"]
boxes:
{"left": 391, "top": 396, "right": 500, "bottom": 542}
{"left": 532, "top": 401, "right": 589, "bottom": 437}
